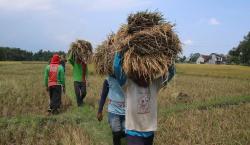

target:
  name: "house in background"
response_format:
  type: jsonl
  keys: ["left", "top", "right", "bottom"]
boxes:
{"left": 196, "top": 55, "right": 210, "bottom": 64}
{"left": 195, "top": 53, "right": 226, "bottom": 64}
{"left": 208, "top": 53, "right": 226, "bottom": 64}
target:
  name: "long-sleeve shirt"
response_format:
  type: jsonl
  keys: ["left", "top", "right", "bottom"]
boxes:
{"left": 44, "top": 64, "right": 65, "bottom": 87}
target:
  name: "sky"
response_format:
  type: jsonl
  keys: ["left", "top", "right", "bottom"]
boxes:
{"left": 0, "top": 0, "right": 249, "bottom": 56}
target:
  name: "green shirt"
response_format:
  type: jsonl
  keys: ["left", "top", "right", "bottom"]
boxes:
{"left": 44, "top": 64, "right": 65, "bottom": 87}
{"left": 68, "top": 52, "right": 88, "bottom": 82}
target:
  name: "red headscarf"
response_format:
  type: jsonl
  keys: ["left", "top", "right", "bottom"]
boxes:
{"left": 50, "top": 54, "right": 60, "bottom": 64}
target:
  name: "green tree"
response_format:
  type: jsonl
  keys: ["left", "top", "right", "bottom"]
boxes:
{"left": 0, "top": 47, "right": 66, "bottom": 61}
{"left": 189, "top": 53, "right": 200, "bottom": 63}
{"left": 228, "top": 32, "right": 250, "bottom": 65}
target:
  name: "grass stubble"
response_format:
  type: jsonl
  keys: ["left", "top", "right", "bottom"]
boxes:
{"left": 0, "top": 62, "right": 249, "bottom": 145}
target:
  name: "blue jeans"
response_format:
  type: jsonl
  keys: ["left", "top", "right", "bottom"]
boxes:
{"left": 108, "top": 112, "right": 125, "bottom": 132}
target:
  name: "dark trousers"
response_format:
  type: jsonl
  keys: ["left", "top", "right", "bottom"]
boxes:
{"left": 74, "top": 81, "right": 86, "bottom": 106}
{"left": 127, "top": 134, "right": 154, "bottom": 145}
{"left": 49, "top": 85, "right": 62, "bottom": 112}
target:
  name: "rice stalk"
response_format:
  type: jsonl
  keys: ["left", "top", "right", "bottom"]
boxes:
{"left": 68, "top": 40, "right": 93, "bottom": 63}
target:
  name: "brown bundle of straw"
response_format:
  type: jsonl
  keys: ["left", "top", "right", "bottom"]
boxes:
{"left": 123, "top": 49, "right": 172, "bottom": 80}
{"left": 93, "top": 34, "right": 116, "bottom": 75}
{"left": 122, "top": 24, "right": 181, "bottom": 56}
{"left": 114, "top": 24, "right": 129, "bottom": 51}
{"left": 68, "top": 40, "right": 93, "bottom": 63}
{"left": 117, "top": 11, "right": 182, "bottom": 80}
{"left": 127, "top": 10, "right": 164, "bottom": 34}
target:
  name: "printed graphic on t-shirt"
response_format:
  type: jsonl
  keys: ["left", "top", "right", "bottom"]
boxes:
{"left": 50, "top": 65, "right": 57, "bottom": 72}
{"left": 109, "top": 100, "right": 125, "bottom": 108}
{"left": 137, "top": 94, "right": 151, "bottom": 114}
{"left": 49, "top": 65, "right": 58, "bottom": 80}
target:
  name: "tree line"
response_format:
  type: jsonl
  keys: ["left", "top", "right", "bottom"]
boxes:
{"left": 0, "top": 47, "right": 66, "bottom": 61}
{"left": 1, "top": 31, "right": 250, "bottom": 65}
{"left": 228, "top": 32, "right": 250, "bottom": 65}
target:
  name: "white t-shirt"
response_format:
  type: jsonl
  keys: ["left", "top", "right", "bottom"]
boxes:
{"left": 124, "top": 77, "right": 166, "bottom": 132}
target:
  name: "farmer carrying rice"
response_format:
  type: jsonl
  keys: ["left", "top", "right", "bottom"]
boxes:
{"left": 111, "top": 10, "right": 181, "bottom": 145}
{"left": 97, "top": 72, "right": 126, "bottom": 145}
{"left": 68, "top": 40, "right": 92, "bottom": 107}
{"left": 114, "top": 52, "right": 175, "bottom": 145}
{"left": 44, "top": 54, "right": 65, "bottom": 114}
{"left": 94, "top": 34, "right": 127, "bottom": 145}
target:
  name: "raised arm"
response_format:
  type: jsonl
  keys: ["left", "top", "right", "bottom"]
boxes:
{"left": 113, "top": 52, "right": 127, "bottom": 86}
{"left": 68, "top": 51, "right": 74, "bottom": 66}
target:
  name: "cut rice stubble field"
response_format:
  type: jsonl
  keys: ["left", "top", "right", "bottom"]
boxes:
{"left": 0, "top": 62, "right": 249, "bottom": 145}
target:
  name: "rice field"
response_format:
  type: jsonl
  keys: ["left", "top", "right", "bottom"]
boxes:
{"left": 0, "top": 62, "right": 249, "bottom": 145}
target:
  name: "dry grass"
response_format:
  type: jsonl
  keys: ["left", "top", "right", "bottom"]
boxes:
{"left": 158, "top": 75, "right": 250, "bottom": 106}
{"left": 0, "top": 62, "right": 72, "bottom": 117}
{"left": 177, "top": 64, "right": 250, "bottom": 80}
{"left": 0, "top": 62, "right": 50, "bottom": 116}
{"left": 0, "top": 62, "right": 249, "bottom": 145}
{"left": 127, "top": 10, "right": 165, "bottom": 34}
{"left": 0, "top": 119, "right": 94, "bottom": 145}
{"left": 155, "top": 103, "right": 250, "bottom": 145}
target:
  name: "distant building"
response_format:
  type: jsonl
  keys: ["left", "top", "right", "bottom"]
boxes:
{"left": 208, "top": 53, "right": 225, "bottom": 64}
{"left": 195, "top": 53, "right": 226, "bottom": 64}
{"left": 196, "top": 55, "right": 210, "bottom": 64}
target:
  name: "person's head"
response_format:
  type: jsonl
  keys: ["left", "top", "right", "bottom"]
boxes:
{"left": 50, "top": 54, "right": 60, "bottom": 64}
{"left": 60, "top": 54, "right": 66, "bottom": 61}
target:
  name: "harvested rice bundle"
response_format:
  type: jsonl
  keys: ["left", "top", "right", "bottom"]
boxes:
{"left": 93, "top": 34, "right": 116, "bottom": 75}
{"left": 122, "top": 24, "right": 181, "bottom": 56}
{"left": 123, "top": 49, "right": 173, "bottom": 81}
{"left": 113, "top": 24, "right": 129, "bottom": 51}
{"left": 119, "top": 11, "right": 182, "bottom": 81}
{"left": 68, "top": 40, "right": 93, "bottom": 63}
{"left": 127, "top": 10, "right": 164, "bottom": 34}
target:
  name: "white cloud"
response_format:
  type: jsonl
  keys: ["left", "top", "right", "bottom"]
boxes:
{"left": 0, "top": 0, "right": 52, "bottom": 11}
{"left": 209, "top": 18, "right": 220, "bottom": 25}
{"left": 183, "top": 39, "right": 193, "bottom": 46}
{"left": 84, "top": 0, "right": 152, "bottom": 11}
